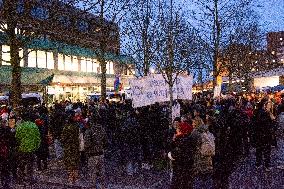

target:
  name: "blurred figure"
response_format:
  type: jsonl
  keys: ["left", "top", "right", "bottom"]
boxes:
{"left": 61, "top": 111, "right": 80, "bottom": 184}
{"left": 276, "top": 104, "right": 284, "bottom": 169}
{"left": 253, "top": 99, "right": 275, "bottom": 171}
{"left": 169, "top": 119, "right": 198, "bottom": 189}
{"left": 84, "top": 115, "right": 107, "bottom": 188}
{"left": 16, "top": 112, "right": 41, "bottom": 184}
{"left": 0, "top": 118, "right": 13, "bottom": 189}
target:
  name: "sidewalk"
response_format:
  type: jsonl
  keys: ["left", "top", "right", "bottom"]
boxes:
{"left": 31, "top": 158, "right": 169, "bottom": 189}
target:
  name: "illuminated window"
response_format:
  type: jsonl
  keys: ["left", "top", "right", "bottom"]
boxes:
{"left": 37, "top": 51, "right": 47, "bottom": 68}
{"left": 46, "top": 52, "right": 54, "bottom": 69}
{"left": 80, "top": 57, "right": 87, "bottom": 72}
{"left": 86, "top": 59, "right": 92, "bottom": 72}
{"left": 109, "top": 61, "right": 114, "bottom": 74}
{"left": 106, "top": 62, "right": 109, "bottom": 74}
{"left": 28, "top": 50, "right": 37, "bottom": 67}
{"left": 65, "top": 55, "right": 72, "bottom": 71}
{"left": 58, "top": 53, "right": 64, "bottom": 70}
{"left": 92, "top": 59, "right": 99, "bottom": 73}
{"left": 0, "top": 24, "right": 7, "bottom": 32}
{"left": 2, "top": 45, "right": 10, "bottom": 65}
{"left": 72, "top": 56, "right": 79, "bottom": 71}
{"left": 19, "top": 49, "right": 24, "bottom": 67}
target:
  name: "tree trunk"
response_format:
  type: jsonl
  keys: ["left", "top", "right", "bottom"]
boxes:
{"left": 99, "top": 0, "right": 107, "bottom": 102}
{"left": 213, "top": 0, "right": 220, "bottom": 90}
{"left": 99, "top": 52, "right": 107, "bottom": 102}
{"left": 168, "top": 84, "right": 174, "bottom": 128}
{"left": 5, "top": 0, "right": 22, "bottom": 109}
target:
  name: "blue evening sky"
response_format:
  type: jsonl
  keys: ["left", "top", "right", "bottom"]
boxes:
{"left": 255, "top": 0, "right": 284, "bottom": 32}
{"left": 178, "top": 0, "right": 284, "bottom": 32}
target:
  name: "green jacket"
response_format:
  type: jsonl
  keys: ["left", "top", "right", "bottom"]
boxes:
{"left": 15, "top": 121, "right": 41, "bottom": 153}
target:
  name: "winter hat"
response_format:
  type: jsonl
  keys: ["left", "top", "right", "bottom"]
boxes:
{"left": 35, "top": 118, "right": 44, "bottom": 126}
{"left": 178, "top": 122, "right": 193, "bottom": 135}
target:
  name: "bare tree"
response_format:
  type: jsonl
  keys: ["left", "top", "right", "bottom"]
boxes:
{"left": 152, "top": 0, "right": 197, "bottom": 124}
{"left": 122, "top": 0, "right": 158, "bottom": 76}
{"left": 85, "top": 0, "right": 132, "bottom": 101}
{"left": 189, "top": 0, "right": 258, "bottom": 88}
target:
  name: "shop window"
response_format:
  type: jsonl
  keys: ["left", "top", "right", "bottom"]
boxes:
{"left": 124, "top": 66, "right": 128, "bottom": 75}
{"left": 0, "top": 23, "right": 7, "bottom": 32}
{"left": 72, "top": 56, "right": 79, "bottom": 71}
{"left": 2, "top": 45, "right": 10, "bottom": 65}
{"left": 37, "top": 50, "right": 47, "bottom": 68}
{"left": 31, "top": 6, "right": 49, "bottom": 20}
{"left": 77, "top": 20, "right": 89, "bottom": 32}
{"left": 92, "top": 59, "right": 99, "bottom": 73}
{"left": 19, "top": 49, "right": 24, "bottom": 67}
{"left": 46, "top": 52, "right": 54, "bottom": 69}
{"left": 58, "top": 53, "right": 64, "bottom": 70}
{"left": 81, "top": 57, "right": 87, "bottom": 72}
{"left": 28, "top": 50, "right": 37, "bottom": 67}
{"left": 86, "top": 59, "right": 92, "bottom": 72}
{"left": 108, "top": 61, "right": 114, "bottom": 74}
{"left": 65, "top": 55, "right": 72, "bottom": 71}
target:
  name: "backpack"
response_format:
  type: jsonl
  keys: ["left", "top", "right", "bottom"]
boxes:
{"left": 200, "top": 131, "right": 215, "bottom": 157}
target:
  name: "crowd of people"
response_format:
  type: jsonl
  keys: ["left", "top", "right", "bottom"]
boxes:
{"left": 0, "top": 91, "right": 283, "bottom": 189}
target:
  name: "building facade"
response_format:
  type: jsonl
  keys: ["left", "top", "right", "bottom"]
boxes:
{"left": 0, "top": 0, "right": 135, "bottom": 102}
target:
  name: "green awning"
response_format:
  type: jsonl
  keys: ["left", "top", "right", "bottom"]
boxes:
{"left": 0, "top": 66, "right": 115, "bottom": 86}
{"left": 0, "top": 32, "right": 132, "bottom": 64}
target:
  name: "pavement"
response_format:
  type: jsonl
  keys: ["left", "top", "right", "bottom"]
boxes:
{"left": 2, "top": 139, "right": 284, "bottom": 189}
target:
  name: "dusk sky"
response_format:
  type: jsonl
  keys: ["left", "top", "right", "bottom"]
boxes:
{"left": 255, "top": 0, "right": 284, "bottom": 32}
{"left": 178, "top": 0, "right": 284, "bottom": 32}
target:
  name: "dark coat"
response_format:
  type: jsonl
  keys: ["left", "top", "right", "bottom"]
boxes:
{"left": 170, "top": 133, "right": 198, "bottom": 189}
{"left": 253, "top": 109, "right": 274, "bottom": 147}
{"left": 61, "top": 123, "right": 80, "bottom": 170}
{"left": 84, "top": 124, "right": 107, "bottom": 157}
{"left": 0, "top": 126, "right": 12, "bottom": 161}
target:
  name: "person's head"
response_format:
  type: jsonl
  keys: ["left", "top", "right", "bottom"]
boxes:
{"left": 173, "top": 117, "right": 181, "bottom": 129}
{"left": 176, "top": 122, "right": 192, "bottom": 136}
{"left": 192, "top": 117, "right": 204, "bottom": 128}
{"left": 21, "top": 112, "right": 34, "bottom": 122}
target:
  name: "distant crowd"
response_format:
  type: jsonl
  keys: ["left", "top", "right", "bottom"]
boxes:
{"left": 0, "top": 91, "right": 284, "bottom": 189}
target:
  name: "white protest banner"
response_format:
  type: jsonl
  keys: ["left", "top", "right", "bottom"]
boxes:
{"left": 129, "top": 74, "right": 193, "bottom": 108}
{"left": 213, "top": 85, "right": 221, "bottom": 98}
{"left": 172, "top": 102, "right": 180, "bottom": 120}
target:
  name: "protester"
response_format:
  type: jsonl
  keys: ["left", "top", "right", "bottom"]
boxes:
{"left": 61, "top": 111, "right": 80, "bottom": 184}
{"left": 35, "top": 112, "right": 49, "bottom": 171}
{"left": 276, "top": 103, "right": 284, "bottom": 169}
{"left": 169, "top": 118, "right": 198, "bottom": 189}
{"left": 192, "top": 124, "right": 215, "bottom": 188}
{"left": 84, "top": 115, "right": 107, "bottom": 188}
{"left": 15, "top": 112, "right": 41, "bottom": 184}
{"left": 253, "top": 99, "right": 275, "bottom": 171}
{"left": 0, "top": 118, "right": 13, "bottom": 189}
{"left": 121, "top": 111, "right": 141, "bottom": 175}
